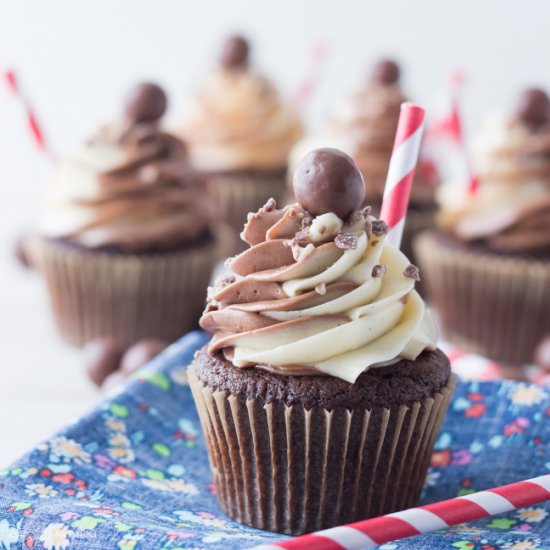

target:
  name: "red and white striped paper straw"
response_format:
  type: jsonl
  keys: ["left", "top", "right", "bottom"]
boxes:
{"left": 379, "top": 102, "right": 426, "bottom": 248}
{"left": 253, "top": 474, "right": 550, "bottom": 550}
{"left": 4, "top": 69, "right": 49, "bottom": 155}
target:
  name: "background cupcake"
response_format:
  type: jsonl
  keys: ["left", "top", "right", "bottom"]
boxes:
{"left": 178, "top": 35, "right": 304, "bottom": 248}
{"left": 189, "top": 148, "right": 454, "bottom": 535}
{"left": 31, "top": 83, "right": 220, "bottom": 347}
{"left": 289, "top": 59, "right": 438, "bottom": 266}
{"left": 415, "top": 88, "right": 550, "bottom": 366}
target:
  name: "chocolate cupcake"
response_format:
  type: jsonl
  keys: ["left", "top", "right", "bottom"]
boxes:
{"left": 288, "top": 59, "right": 437, "bottom": 267}
{"left": 178, "top": 35, "right": 304, "bottom": 249}
{"left": 30, "top": 83, "right": 221, "bottom": 346}
{"left": 188, "top": 148, "right": 455, "bottom": 534}
{"left": 415, "top": 88, "right": 550, "bottom": 366}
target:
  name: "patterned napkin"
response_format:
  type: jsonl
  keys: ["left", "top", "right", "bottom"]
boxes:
{"left": 0, "top": 331, "right": 549, "bottom": 550}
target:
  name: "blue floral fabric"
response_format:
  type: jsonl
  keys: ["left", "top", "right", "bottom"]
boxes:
{"left": 0, "top": 331, "right": 549, "bottom": 550}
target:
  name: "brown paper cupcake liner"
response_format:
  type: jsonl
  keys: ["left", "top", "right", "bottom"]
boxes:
{"left": 188, "top": 365, "right": 456, "bottom": 535}
{"left": 30, "top": 236, "right": 220, "bottom": 347}
{"left": 205, "top": 170, "right": 287, "bottom": 253}
{"left": 414, "top": 231, "right": 550, "bottom": 366}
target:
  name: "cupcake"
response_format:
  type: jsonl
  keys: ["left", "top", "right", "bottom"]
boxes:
{"left": 189, "top": 148, "right": 455, "bottom": 535}
{"left": 415, "top": 88, "right": 550, "bottom": 366}
{"left": 178, "top": 35, "right": 304, "bottom": 246}
{"left": 289, "top": 59, "right": 438, "bottom": 264}
{"left": 30, "top": 83, "right": 220, "bottom": 347}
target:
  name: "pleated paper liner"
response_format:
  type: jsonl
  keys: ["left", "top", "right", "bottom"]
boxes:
{"left": 415, "top": 231, "right": 550, "bottom": 366}
{"left": 205, "top": 169, "right": 287, "bottom": 254}
{"left": 188, "top": 365, "right": 456, "bottom": 536}
{"left": 29, "top": 235, "right": 221, "bottom": 347}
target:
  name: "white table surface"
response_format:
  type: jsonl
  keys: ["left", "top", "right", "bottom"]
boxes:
{"left": 0, "top": 256, "right": 99, "bottom": 468}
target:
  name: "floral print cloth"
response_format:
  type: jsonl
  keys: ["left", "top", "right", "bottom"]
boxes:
{"left": 0, "top": 330, "right": 549, "bottom": 550}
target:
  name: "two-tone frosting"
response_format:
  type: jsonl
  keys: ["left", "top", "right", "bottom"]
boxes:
{"left": 40, "top": 83, "right": 216, "bottom": 253}
{"left": 179, "top": 36, "right": 304, "bottom": 172}
{"left": 200, "top": 148, "right": 437, "bottom": 383}
{"left": 438, "top": 88, "right": 550, "bottom": 254}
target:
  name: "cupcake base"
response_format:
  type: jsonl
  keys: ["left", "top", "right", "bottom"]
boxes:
{"left": 414, "top": 231, "right": 550, "bottom": 366}
{"left": 30, "top": 234, "right": 220, "bottom": 347}
{"left": 189, "top": 348, "right": 455, "bottom": 535}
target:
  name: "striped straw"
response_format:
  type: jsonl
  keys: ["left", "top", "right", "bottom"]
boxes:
{"left": 379, "top": 102, "right": 426, "bottom": 248}
{"left": 4, "top": 69, "right": 49, "bottom": 155}
{"left": 253, "top": 474, "right": 550, "bottom": 550}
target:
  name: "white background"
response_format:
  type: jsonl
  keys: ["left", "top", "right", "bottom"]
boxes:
{"left": 0, "top": 0, "right": 549, "bottom": 465}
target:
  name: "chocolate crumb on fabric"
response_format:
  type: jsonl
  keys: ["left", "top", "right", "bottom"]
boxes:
{"left": 371, "top": 264, "right": 387, "bottom": 278}
{"left": 404, "top": 264, "right": 421, "bottom": 281}
{"left": 335, "top": 233, "right": 358, "bottom": 250}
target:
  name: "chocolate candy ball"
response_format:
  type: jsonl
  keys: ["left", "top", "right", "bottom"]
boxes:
{"left": 534, "top": 335, "right": 550, "bottom": 372}
{"left": 371, "top": 59, "right": 400, "bottom": 85}
{"left": 125, "top": 82, "right": 167, "bottom": 123}
{"left": 293, "top": 148, "right": 365, "bottom": 220}
{"left": 516, "top": 88, "right": 550, "bottom": 128}
{"left": 220, "top": 35, "right": 249, "bottom": 69}
{"left": 84, "top": 338, "right": 125, "bottom": 387}
{"left": 120, "top": 339, "right": 168, "bottom": 374}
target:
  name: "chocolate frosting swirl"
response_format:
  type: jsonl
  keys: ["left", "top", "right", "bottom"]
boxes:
{"left": 41, "top": 86, "right": 216, "bottom": 253}
{"left": 200, "top": 200, "right": 437, "bottom": 383}
{"left": 438, "top": 90, "right": 550, "bottom": 255}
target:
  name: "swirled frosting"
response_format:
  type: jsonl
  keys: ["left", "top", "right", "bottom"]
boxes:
{"left": 40, "top": 120, "right": 217, "bottom": 253}
{"left": 200, "top": 200, "right": 437, "bottom": 383}
{"left": 438, "top": 113, "right": 550, "bottom": 254}
{"left": 289, "top": 64, "right": 436, "bottom": 207}
{"left": 179, "top": 68, "right": 303, "bottom": 172}
{"left": 329, "top": 83, "right": 405, "bottom": 201}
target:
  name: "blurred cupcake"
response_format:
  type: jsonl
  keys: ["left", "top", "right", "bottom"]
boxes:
{"left": 30, "top": 83, "right": 220, "bottom": 347}
{"left": 289, "top": 59, "right": 437, "bottom": 265}
{"left": 178, "top": 35, "right": 304, "bottom": 246}
{"left": 189, "top": 148, "right": 454, "bottom": 535}
{"left": 415, "top": 88, "right": 550, "bottom": 366}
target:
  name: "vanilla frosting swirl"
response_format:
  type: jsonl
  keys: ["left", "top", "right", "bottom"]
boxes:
{"left": 438, "top": 114, "right": 550, "bottom": 254}
{"left": 179, "top": 68, "right": 304, "bottom": 172}
{"left": 201, "top": 200, "right": 437, "bottom": 383}
{"left": 40, "top": 122, "right": 216, "bottom": 252}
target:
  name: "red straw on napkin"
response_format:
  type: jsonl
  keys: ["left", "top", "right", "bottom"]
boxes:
{"left": 253, "top": 474, "right": 550, "bottom": 550}
{"left": 379, "top": 102, "right": 426, "bottom": 248}
{"left": 4, "top": 69, "right": 49, "bottom": 156}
